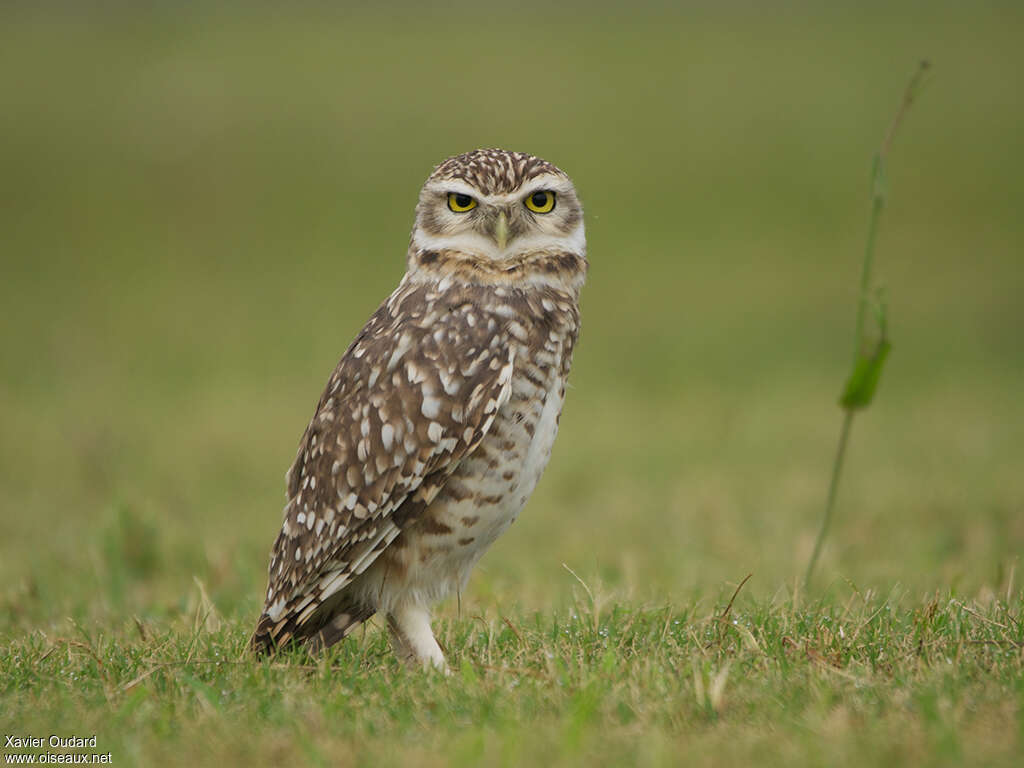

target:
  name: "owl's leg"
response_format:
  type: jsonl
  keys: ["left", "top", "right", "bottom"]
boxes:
{"left": 386, "top": 603, "right": 447, "bottom": 672}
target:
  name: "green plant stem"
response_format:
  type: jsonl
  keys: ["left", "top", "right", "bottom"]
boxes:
{"left": 804, "top": 410, "right": 854, "bottom": 588}
{"left": 853, "top": 160, "right": 885, "bottom": 367}
{"left": 803, "top": 60, "right": 930, "bottom": 590}
{"left": 809, "top": 155, "right": 883, "bottom": 588}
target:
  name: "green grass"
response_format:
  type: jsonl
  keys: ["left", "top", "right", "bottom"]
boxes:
{"left": 1, "top": 1, "right": 1022, "bottom": 765}
{"left": 5, "top": 588, "right": 1023, "bottom": 766}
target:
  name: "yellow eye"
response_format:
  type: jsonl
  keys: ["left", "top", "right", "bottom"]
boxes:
{"left": 447, "top": 192, "right": 477, "bottom": 212}
{"left": 524, "top": 190, "right": 556, "bottom": 213}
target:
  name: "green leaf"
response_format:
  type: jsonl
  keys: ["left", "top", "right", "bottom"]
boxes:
{"left": 839, "top": 338, "right": 892, "bottom": 410}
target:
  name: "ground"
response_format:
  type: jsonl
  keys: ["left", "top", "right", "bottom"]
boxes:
{"left": 1, "top": 3, "right": 1022, "bottom": 766}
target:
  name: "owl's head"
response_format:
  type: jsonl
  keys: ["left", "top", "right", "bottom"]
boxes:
{"left": 407, "top": 149, "right": 585, "bottom": 289}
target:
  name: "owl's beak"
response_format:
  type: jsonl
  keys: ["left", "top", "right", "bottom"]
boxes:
{"left": 494, "top": 211, "right": 509, "bottom": 251}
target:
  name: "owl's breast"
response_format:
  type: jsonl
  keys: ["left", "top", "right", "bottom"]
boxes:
{"left": 369, "top": 326, "right": 573, "bottom": 607}
{"left": 445, "top": 345, "right": 567, "bottom": 542}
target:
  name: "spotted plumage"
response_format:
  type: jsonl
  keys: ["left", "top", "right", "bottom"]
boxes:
{"left": 251, "top": 149, "right": 587, "bottom": 669}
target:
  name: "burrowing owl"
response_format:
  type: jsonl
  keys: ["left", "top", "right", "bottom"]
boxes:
{"left": 251, "top": 149, "right": 586, "bottom": 670}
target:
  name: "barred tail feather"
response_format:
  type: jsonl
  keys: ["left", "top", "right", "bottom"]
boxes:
{"left": 250, "top": 599, "right": 374, "bottom": 656}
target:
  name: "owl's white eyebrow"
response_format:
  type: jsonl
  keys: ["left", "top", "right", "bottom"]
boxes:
{"left": 516, "top": 174, "right": 570, "bottom": 196}
{"left": 429, "top": 180, "right": 485, "bottom": 200}
{"left": 427, "top": 175, "right": 571, "bottom": 205}
{"left": 500, "top": 178, "right": 575, "bottom": 205}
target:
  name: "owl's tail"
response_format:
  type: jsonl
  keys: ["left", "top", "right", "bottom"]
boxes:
{"left": 250, "top": 599, "right": 374, "bottom": 656}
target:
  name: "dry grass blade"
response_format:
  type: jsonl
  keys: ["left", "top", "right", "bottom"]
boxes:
{"left": 719, "top": 574, "right": 753, "bottom": 622}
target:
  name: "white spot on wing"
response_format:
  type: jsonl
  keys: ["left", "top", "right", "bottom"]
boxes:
{"left": 421, "top": 396, "right": 442, "bottom": 419}
{"left": 386, "top": 333, "right": 413, "bottom": 372}
{"left": 266, "top": 597, "right": 286, "bottom": 622}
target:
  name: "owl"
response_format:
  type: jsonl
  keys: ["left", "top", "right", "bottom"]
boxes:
{"left": 251, "top": 149, "right": 587, "bottom": 670}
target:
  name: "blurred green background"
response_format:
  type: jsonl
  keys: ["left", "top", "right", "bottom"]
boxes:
{"left": 1, "top": 1, "right": 1021, "bottom": 632}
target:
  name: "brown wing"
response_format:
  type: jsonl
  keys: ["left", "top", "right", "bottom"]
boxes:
{"left": 251, "top": 281, "right": 515, "bottom": 652}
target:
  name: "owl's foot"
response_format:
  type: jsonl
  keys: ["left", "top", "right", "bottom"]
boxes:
{"left": 386, "top": 603, "right": 449, "bottom": 674}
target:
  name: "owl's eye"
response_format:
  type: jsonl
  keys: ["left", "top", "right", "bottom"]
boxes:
{"left": 447, "top": 193, "right": 477, "bottom": 212}
{"left": 524, "top": 190, "right": 556, "bottom": 214}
